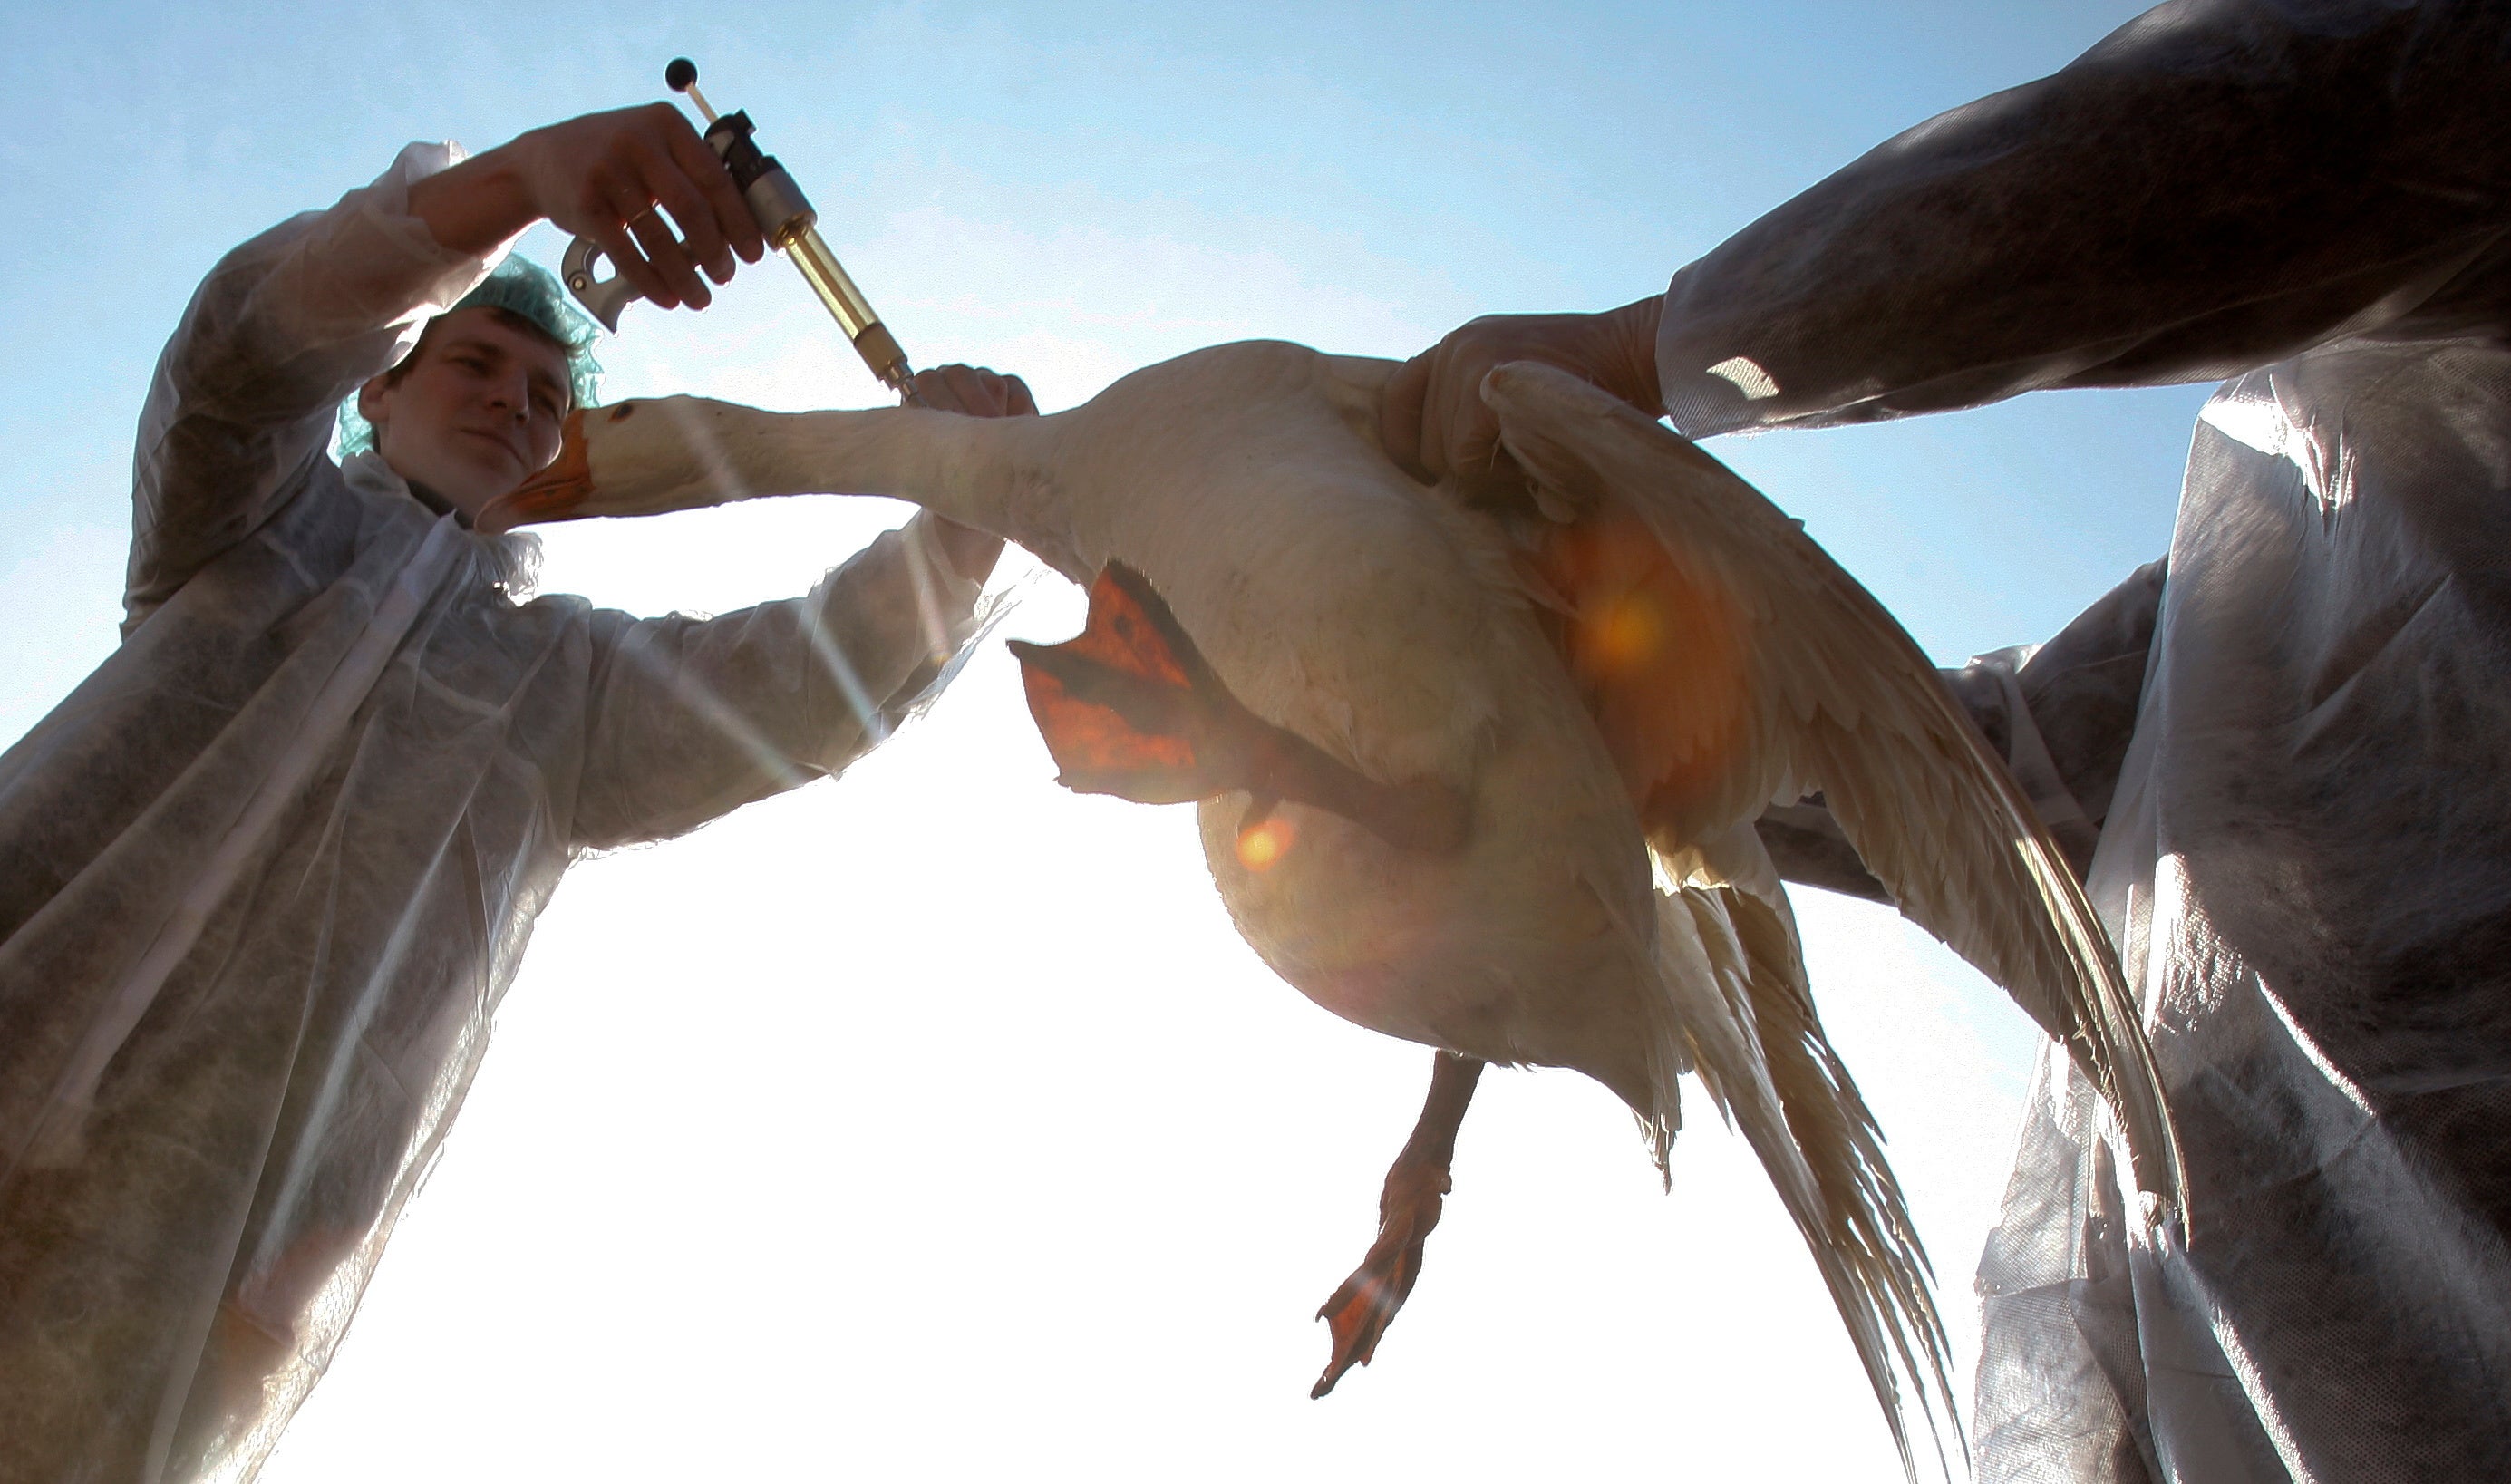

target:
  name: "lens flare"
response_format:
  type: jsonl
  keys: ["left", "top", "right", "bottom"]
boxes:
{"left": 1536, "top": 514, "right": 1750, "bottom": 808}
{"left": 1585, "top": 591, "right": 1662, "bottom": 674}
{"left": 1236, "top": 815, "right": 1295, "bottom": 870}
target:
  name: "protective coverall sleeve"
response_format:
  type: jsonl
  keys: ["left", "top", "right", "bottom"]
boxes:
{"left": 1657, "top": 0, "right": 2511, "bottom": 436}
{"left": 124, "top": 143, "right": 494, "bottom": 633}
{"left": 568, "top": 511, "right": 984, "bottom": 850}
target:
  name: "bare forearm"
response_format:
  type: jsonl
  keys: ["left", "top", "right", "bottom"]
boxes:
{"left": 929, "top": 517, "right": 1003, "bottom": 585}
{"left": 403, "top": 145, "right": 539, "bottom": 259}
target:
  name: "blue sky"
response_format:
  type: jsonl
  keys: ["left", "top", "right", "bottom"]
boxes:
{"left": 2, "top": 4, "right": 2209, "bottom": 1479}
{"left": 4, "top": 0, "right": 2200, "bottom": 681}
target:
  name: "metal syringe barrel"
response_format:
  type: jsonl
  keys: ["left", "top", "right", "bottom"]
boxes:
{"left": 705, "top": 112, "right": 916, "bottom": 395}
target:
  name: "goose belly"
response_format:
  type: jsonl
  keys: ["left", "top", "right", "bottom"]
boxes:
{"left": 1035, "top": 339, "right": 1663, "bottom": 1075}
{"left": 1193, "top": 616, "right": 1662, "bottom": 1078}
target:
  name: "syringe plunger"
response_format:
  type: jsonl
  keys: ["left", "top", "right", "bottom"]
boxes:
{"left": 665, "top": 57, "right": 719, "bottom": 122}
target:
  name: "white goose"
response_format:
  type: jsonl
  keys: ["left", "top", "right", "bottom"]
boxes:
{"left": 483, "top": 342, "right": 2177, "bottom": 1472}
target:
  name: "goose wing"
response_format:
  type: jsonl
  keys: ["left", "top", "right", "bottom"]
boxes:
{"left": 1478, "top": 361, "right": 2180, "bottom": 1219}
{"left": 1655, "top": 838, "right": 1956, "bottom": 1483}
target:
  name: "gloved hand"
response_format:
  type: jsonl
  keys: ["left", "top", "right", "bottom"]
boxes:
{"left": 912, "top": 364, "right": 1038, "bottom": 421}
{"left": 409, "top": 104, "right": 771, "bottom": 313}
{"left": 908, "top": 364, "right": 1038, "bottom": 583}
{"left": 1380, "top": 296, "right": 1663, "bottom": 500}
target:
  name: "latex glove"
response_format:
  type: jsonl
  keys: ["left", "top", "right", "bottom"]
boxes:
{"left": 908, "top": 364, "right": 1039, "bottom": 584}
{"left": 1381, "top": 296, "right": 1663, "bottom": 501}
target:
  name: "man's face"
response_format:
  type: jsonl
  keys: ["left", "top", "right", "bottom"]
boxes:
{"left": 357, "top": 306, "right": 573, "bottom": 519}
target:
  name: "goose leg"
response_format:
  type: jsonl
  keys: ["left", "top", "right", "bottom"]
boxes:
{"left": 1312, "top": 1051, "right": 1485, "bottom": 1398}
{"left": 1009, "top": 563, "right": 1469, "bottom": 853}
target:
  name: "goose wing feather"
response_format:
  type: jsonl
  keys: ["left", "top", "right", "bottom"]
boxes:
{"left": 1656, "top": 827, "right": 1958, "bottom": 1481}
{"left": 1478, "top": 361, "right": 2181, "bottom": 1217}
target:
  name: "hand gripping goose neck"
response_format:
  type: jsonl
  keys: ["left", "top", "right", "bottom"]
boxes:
{"left": 562, "top": 58, "right": 922, "bottom": 403}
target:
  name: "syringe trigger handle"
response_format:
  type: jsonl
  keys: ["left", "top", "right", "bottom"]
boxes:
{"left": 560, "top": 235, "right": 641, "bottom": 333}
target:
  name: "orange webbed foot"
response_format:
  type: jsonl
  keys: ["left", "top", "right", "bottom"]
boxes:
{"left": 1313, "top": 1159, "right": 1451, "bottom": 1397}
{"left": 1312, "top": 1052, "right": 1484, "bottom": 1398}
{"left": 1008, "top": 563, "right": 1469, "bottom": 852}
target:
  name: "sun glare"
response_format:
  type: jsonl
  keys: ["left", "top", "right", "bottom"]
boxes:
{"left": 1236, "top": 815, "right": 1295, "bottom": 870}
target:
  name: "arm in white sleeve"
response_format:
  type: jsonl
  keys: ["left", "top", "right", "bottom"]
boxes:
{"left": 123, "top": 144, "right": 499, "bottom": 633}
{"left": 568, "top": 512, "right": 984, "bottom": 851}
{"left": 1659, "top": 0, "right": 2511, "bottom": 436}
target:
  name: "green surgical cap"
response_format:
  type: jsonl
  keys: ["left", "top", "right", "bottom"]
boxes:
{"left": 335, "top": 254, "right": 603, "bottom": 456}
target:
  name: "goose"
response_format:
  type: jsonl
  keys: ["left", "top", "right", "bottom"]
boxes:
{"left": 481, "top": 342, "right": 2177, "bottom": 1473}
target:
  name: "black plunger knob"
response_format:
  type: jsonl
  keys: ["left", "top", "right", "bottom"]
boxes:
{"left": 665, "top": 58, "right": 698, "bottom": 92}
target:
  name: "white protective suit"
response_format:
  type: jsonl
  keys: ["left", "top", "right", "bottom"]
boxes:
{"left": 1674, "top": 2, "right": 2511, "bottom": 1479}
{"left": 0, "top": 147, "right": 981, "bottom": 1482}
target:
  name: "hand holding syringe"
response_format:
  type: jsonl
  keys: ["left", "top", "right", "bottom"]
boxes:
{"left": 563, "top": 58, "right": 926, "bottom": 405}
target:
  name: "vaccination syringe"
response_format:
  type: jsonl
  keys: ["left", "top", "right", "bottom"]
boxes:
{"left": 562, "top": 58, "right": 925, "bottom": 405}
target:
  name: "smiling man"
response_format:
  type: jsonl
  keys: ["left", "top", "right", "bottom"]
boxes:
{"left": 0, "top": 102, "right": 1026, "bottom": 1483}
{"left": 354, "top": 284, "right": 586, "bottom": 520}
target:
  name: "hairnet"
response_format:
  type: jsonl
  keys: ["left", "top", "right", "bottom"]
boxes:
{"left": 334, "top": 255, "right": 601, "bottom": 456}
